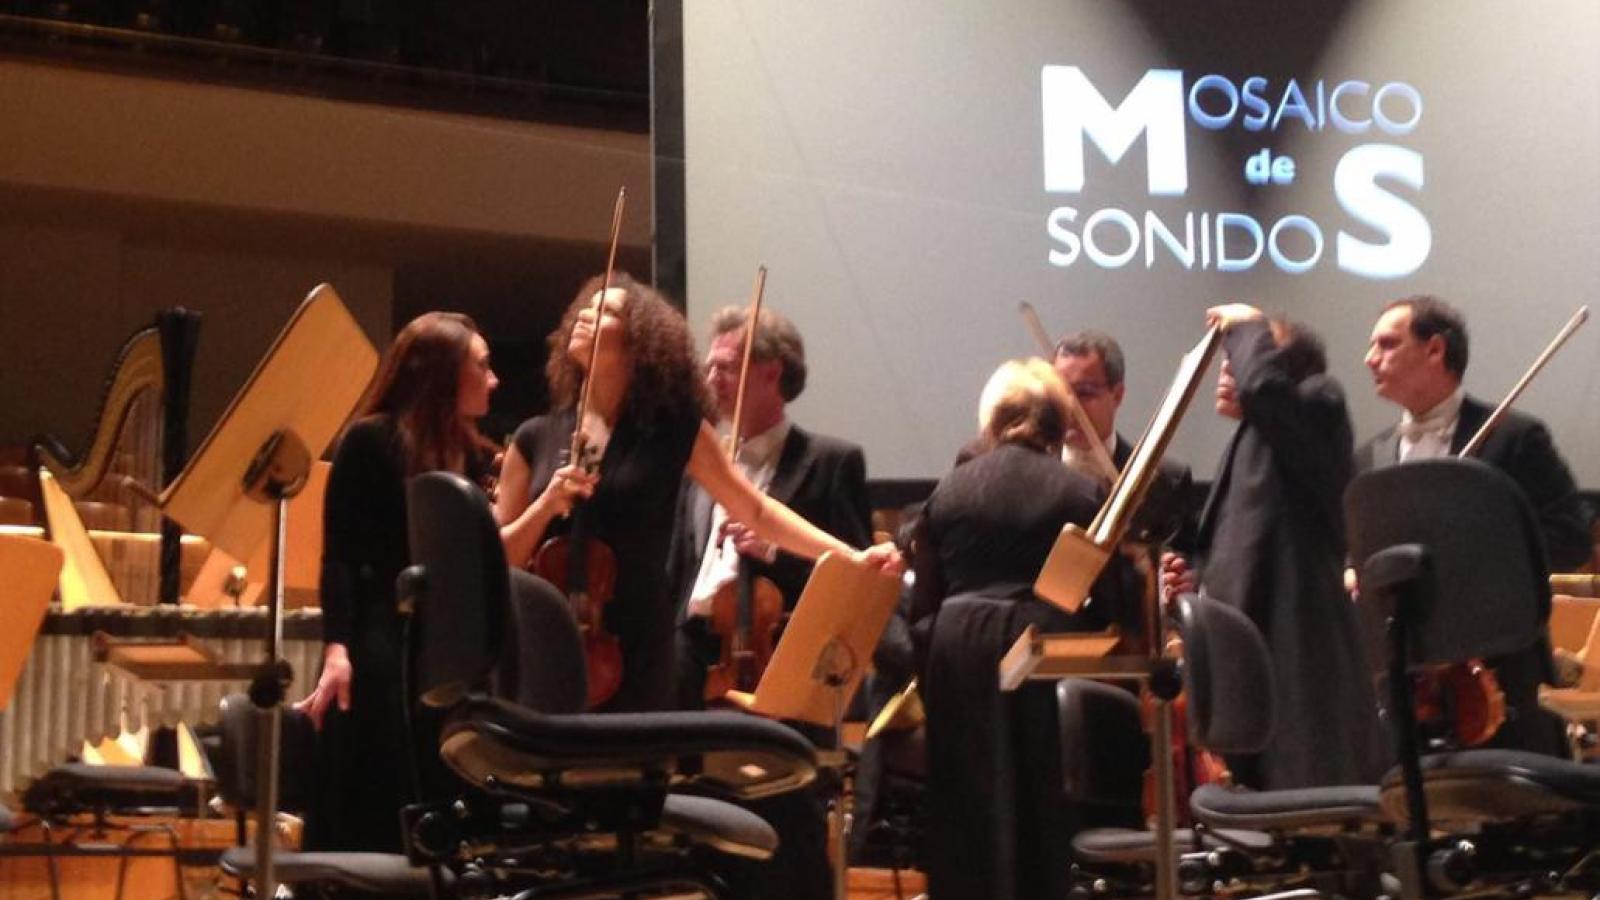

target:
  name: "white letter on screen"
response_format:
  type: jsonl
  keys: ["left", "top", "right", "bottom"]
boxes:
{"left": 1335, "top": 144, "right": 1430, "bottom": 279}
{"left": 1042, "top": 67, "right": 1188, "bottom": 196}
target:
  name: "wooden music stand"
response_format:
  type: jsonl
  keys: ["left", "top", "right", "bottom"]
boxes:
{"left": 185, "top": 460, "right": 329, "bottom": 609}
{"left": 1007, "top": 327, "right": 1222, "bottom": 900}
{"left": 736, "top": 553, "right": 899, "bottom": 729}
{"left": 157, "top": 283, "right": 378, "bottom": 898}
{"left": 1034, "top": 328, "right": 1220, "bottom": 614}
{"left": 0, "top": 534, "right": 64, "bottom": 713}
{"left": 727, "top": 552, "right": 899, "bottom": 900}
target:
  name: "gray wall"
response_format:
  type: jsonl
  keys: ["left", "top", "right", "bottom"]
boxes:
{"left": 682, "top": 1, "right": 1600, "bottom": 484}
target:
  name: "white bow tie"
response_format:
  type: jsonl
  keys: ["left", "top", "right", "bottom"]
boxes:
{"left": 1396, "top": 417, "right": 1453, "bottom": 442}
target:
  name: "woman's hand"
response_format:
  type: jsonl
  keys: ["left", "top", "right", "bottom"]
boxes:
{"left": 855, "top": 541, "right": 907, "bottom": 577}
{"left": 720, "top": 520, "right": 777, "bottom": 562}
{"left": 535, "top": 463, "right": 597, "bottom": 520}
{"left": 295, "top": 643, "right": 352, "bottom": 731}
{"left": 1159, "top": 551, "right": 1196, "bottom": 604}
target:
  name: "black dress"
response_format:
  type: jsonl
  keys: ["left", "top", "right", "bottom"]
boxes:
{"left": 911, "top": 442, "right": 1136, "bottom": 900}
{"left": 306, "top": 414, "right": 489, "bottom": 852}
{"left": 512, "top": 404, "right": 702, "bottom": 713}
{"left": 1194, "top": 321, "right": 1386, "bottom": 790}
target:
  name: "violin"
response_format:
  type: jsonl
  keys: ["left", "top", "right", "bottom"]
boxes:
{"left": 1141, "top": 692, "right": 1230, "bottom": 826}
{"left": 531, "top": 187, "right": 628, "bottom": 710}
{"left": 1134, "top": 551, "right": 1229, "bottom": 825}
{"left": 704, "top": 560, "right": 785, "bottom": 701}
{"left": 1412, "top": 659, "right": 1506, "bottom": 747}
{"left": 703, "top": 266, "right": 787, "bottom": 703}
{"left": 1407, "top": 305, "right": 1587, "bottom": 745}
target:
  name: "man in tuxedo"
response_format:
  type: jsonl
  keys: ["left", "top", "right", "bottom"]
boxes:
{"left": 668, "top": 305, "right": 872, "bottom": 900}
{"left": 672, "top": 304, "right": 873, "bottom": 707}
{"left": 1054, "top": 329, "right": 1197, "bottom": 549}
{"left": 1357, "top": 295, "right": 1593, "bottom": 754}
{"left": 1358, "top": 295, "right": 1591, "bottom": 569}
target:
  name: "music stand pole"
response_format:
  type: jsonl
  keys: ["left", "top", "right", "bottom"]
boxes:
{"left": 242, "top": 429, "right": 311, "bottom": 900}
{"left": 736, "top": 554, "right": 900, "bottom": 900}
{"left": 811, "top": 638, "right": 858, "bottom": 900}
{"left": 1137, "top": 542, "right": 1178, "bottom": 900}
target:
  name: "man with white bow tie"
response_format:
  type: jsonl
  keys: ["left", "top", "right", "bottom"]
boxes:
{"left": 1356, "top": 295, "right": 1591, "bottom": 570}
{"left": 1357, "top": 295, "right": 1592, "bottom": 756}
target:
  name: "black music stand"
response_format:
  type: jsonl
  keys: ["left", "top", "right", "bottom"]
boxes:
{"left": 159, "top": 284, "right": 378, "bottom": 898}
{"left": 730, "top": 552, "right": 900, "bottom": 900}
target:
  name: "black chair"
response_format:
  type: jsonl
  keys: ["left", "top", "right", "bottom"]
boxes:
{"left": 1348, "top": 458, "right": 1600, "bottom": 898}
{"left": 1064, "top": 594, "right": 1387, "bottom": 898}
{"left": 14, "top": 755, "right": 210, "bottom": 900}
{"left": 211, "top": 692, "right": 444, "bottom": 897}
{"left": 397, "top": 471, "right": 819, "bottom": 898}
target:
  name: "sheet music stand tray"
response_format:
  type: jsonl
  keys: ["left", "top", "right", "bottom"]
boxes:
{"left": 1, "top": 535, "right": 65, "bottom": 713}
{"left": 731, "top": 552, "right": 899, "bottom": 900}
{"left": 157, "top": 283, "right": 378, "bottom": 897}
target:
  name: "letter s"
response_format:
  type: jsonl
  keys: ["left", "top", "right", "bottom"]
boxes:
{"left": 1334, "top": 144, "right": 1430, "bottom": 279}
{"left": 1047, "top": 206, "right": 1081, "bottom": 267}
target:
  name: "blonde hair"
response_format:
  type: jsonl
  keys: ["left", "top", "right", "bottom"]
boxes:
{"left": 976, "top": 358, "right": 1072, "bottom": 453}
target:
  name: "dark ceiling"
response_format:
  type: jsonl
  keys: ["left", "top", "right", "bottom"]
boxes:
{"left": 0, "top": 0, "right": 652, "bottom": 131}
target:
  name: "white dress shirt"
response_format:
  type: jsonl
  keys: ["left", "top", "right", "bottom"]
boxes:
{"left": 1062, "top": 430, "right": 1118, "bottom": 481}
{"left": 686, "top": 418, "right": 792, "bottom": 618}
{"left": 1397, "top": 387, "right": 1464, "bottom": 462}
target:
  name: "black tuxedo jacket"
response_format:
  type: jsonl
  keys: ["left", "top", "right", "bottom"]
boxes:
{"left": 1356, "top": 394, "right": 1592, "bottom": 570}
{"left": 669, "top": 424, "right": 873, "bottom": 618}
{"left": 1111, "top": 434, "right": 1200, "bottom": 552}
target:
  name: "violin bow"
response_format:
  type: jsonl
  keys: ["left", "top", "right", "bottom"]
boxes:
{"left": 1018, "top": 301, "right": 1121, "bottom": 484}
{"left": 572, "top": 186, "right": 628, "bottom": 465}
{"left": 1459, "top": 305, "right": 1588, "bottom": 458}
{"left": 727, "top": 265, "right": 769, "bottom": 463}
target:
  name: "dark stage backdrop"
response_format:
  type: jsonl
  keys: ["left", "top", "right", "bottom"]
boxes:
{"left": 663, "top": 1, "right": 1600, "bottom": 484}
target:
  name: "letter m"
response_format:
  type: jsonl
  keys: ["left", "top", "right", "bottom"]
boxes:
{"left": 1042, "top": 67, "right": 1187, "bottom": 196}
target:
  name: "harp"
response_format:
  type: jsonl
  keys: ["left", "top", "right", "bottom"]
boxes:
{"left": 31, "top": 309, "right": 202, "bottom": 606}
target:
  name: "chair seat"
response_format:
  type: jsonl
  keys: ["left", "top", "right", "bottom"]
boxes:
{"left": 1190, "top": 782, "right": 1385, "bottom": 831}
{"left": 441, "top": 696, "right": 817, "bottom": 800}
{"left": 219, "top": 848, "right": 444, "bottom": 896}
{"left": 23, "top": 763, "right": 193, "bottom": 817}
{"left": 1380, "top": 749, "right": 1600, "bottom": 824}
{"left": 660, "top": 794, "right": 778, "bottom": 860}
{"left": 1072, "top": 826, "right": 1274, "bottom": 864}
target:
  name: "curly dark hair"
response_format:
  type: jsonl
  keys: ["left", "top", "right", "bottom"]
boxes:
{"left": 545, "top": 272, "right": 711, "bottom": 424}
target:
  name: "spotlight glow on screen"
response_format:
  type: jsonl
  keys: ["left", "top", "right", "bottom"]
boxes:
{"left": 680, "top": 2, "right": 1600, "bottom": 484}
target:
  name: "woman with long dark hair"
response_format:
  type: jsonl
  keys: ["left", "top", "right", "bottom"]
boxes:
{"left": 496, "top": 272, "right": 901, "bottom": 713}
{"left": 297, "top": 311, "right": 499, "bottom": 851}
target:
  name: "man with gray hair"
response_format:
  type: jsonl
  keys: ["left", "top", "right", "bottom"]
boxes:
{"left": 667, "top": 304, "right": 872, "bottom": 900}
{"left": 671, "top": 304, "right": 873, "bottom": 706}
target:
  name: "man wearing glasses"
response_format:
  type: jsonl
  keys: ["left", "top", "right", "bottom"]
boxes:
{"left": 1054, "top": 330, "right": 1199, "bottom": 550}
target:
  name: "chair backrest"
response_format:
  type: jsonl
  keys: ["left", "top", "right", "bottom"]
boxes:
{"left": 496, "top": 569, "right": 587, "bottom": 714}
{"left": 1346, "top": 458, "right": 1549, "bottom": 665}
{"left": 1176, "top": 593, "right": 1274, "bottom": 754}
{"left": 1056, "top": 678, "right": 1147, "bottom": 813}
{"left": 215, "top": 692, "right": 318, "bottom": 814}
{"left": 403, "top": 472, "right": 509, "bottom": 708}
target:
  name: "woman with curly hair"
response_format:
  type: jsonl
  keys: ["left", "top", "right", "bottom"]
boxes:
{"left": 497, "top": 273, "right": 901, "bottom": 712}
